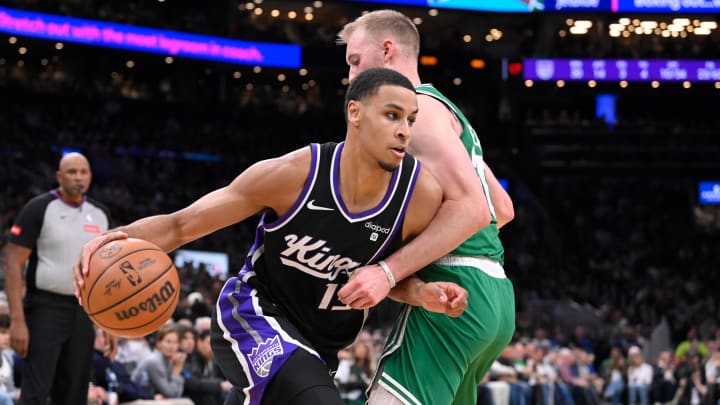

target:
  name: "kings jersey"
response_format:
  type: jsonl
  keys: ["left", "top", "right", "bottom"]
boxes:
{"left": 242, "top": 142, "right": 420, "bottom": 354}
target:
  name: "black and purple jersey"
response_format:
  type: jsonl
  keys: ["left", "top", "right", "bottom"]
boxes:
{"left": 213, "top": 142, "right": 420, "bottom": 404}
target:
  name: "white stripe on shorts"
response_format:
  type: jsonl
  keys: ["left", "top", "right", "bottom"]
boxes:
{"left": 434, "top": 255, "right": 506, "bottom": 278}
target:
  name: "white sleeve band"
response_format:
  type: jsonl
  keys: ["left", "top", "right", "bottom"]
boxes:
{"left": 378, "top": 260, "right": 396, "bottom": 288}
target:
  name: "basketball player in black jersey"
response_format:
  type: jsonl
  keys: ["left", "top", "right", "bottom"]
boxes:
{"left": 72, "top": 68, "right": 468, "bottom": 405}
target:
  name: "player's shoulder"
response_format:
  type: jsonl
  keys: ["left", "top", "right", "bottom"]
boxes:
{"left": 272, "top": 142, "right": 341, "bottom": 172}
{"left": 415, "top": 84, "right": 445, "bottom": 104}
{"left": 414, "top": 94, "right": 456, "bottom": 128}
{"left": 244, "top": 144, "right": 316, "bottom": 194}
{"left": 269, "top": 143, "right": 316, "bottom": 172}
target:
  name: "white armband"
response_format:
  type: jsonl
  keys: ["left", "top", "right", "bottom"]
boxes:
{"left": 378, "top": 260, "right": 396, "bottom": 288}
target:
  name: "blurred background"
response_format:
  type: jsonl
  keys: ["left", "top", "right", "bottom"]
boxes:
{"left": 1, "top": 0, "right": 719, "bottom": 402}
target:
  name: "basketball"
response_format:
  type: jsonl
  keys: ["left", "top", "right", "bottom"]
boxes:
{"left": 81, "top": 238, "right": 180, "bottom": 338}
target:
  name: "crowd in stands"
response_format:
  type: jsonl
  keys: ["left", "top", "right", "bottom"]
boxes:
{"left": 2, "top": 289, "right": 719, "bottom": 405}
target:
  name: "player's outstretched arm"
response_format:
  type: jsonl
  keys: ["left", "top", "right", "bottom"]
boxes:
{"left": 73, "top": 147, "right": 311, "bottom": 302}
{"left": 389, "top": 277, "right": 468, "bottom": 318}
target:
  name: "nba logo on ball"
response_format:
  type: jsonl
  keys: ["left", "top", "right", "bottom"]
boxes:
{"left": 82, "top": 238, "right": 180, "bottom": 338}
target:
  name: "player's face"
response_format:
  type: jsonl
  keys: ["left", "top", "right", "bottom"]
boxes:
{"left": 345, "top": 28, "right": 386, "bottom": 82}
{"left": 56, "top": 155, "right": 92, "bottom": 199}
{"left": 353, "top": 84, "right": 418, "bottom": 171}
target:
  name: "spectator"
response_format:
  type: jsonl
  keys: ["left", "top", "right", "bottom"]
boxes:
{"left": 194, "top": 316, "right": 212, "bottom": 334}
{"left": 91, "top": 325, "right": 153, "bottom": 403}
{"left": 487, "top": 344, "right": 533, "bottom": 405}
{"left": 525, "top": 344, "right": 560, "bottom": 405}
{"left": 704, "top": 346, "right": 720, "bottom": 401}
{"left": 0, "top": 314, "right": 18, "bottom": 404}
{"left": 131, "top": 324, "right": 192, "bottom": 404}
{"left": 335, "top": 340, "right": 376, "bottom": 404}
{"left": 600, "top": 347, "right": 626, "bottom": 405}
{"left": 115, "top": 336, "right": 153, "bottom": 374}
{"left": 627, "top": 346, "right": 654, "bottom": 405}
{"left": 573, "top": 348, "right": 602, "bottom": 405}
{"left": 676, "top": 329, "right": 710, "bottom": 362}
{"left": 651, "top": 350, "right": 677, "bottom": 405}
{"left": 176, "top": 324, "right": 196, "bottom": 357}
{"left": 182, "top": 329, "right": 231, "bottom": 405}
{"left": 674, "top": 353, "right": 709, "bottom": 405}
{"left": 572, "top": 326, "right": 595, "bottom": 354}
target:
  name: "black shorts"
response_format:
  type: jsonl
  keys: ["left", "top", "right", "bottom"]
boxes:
{"left": 211, "top": 276, "right": 345, "bottom": 405}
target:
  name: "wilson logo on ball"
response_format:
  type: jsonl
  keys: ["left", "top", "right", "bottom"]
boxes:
{"left": 114, "top": 280, "right": 177, "bottom": 320}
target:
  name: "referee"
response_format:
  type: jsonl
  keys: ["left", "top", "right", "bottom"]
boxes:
{"left": 1, "top": 152, "right": 112, "bottom": 404}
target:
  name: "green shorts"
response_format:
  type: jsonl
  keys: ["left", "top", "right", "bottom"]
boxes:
{"left": 371, "top": 259, "right": 515, "bottom": 405}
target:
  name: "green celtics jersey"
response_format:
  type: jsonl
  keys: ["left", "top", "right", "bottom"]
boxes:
{"left": 415, "top": 84, "right": 505, "bottom": 265}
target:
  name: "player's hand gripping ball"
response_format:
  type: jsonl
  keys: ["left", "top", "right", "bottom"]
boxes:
{"left": 81, "top": 238, "right": 180, "bottom": 338}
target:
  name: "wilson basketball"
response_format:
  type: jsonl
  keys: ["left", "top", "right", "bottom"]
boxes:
{"left": 81, "top": 237, "right": 180, "bottom": 338}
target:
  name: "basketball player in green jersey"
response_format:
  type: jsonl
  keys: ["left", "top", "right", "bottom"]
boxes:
{"left": 336, "top": 10, "right": 516, "bottom": 405}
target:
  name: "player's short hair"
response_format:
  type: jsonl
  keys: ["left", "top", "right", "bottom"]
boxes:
{"left": 344, "top": 67, "right": 415, "bottom": 118}
{"left": 0, "top": 313, "right": 9, "bottom": 330}
{"left": 337, "top": 9, "right": 420, "bottom": 58}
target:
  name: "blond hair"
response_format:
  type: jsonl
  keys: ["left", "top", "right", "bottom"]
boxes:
{"left": 337, "top": 9, "right": 420, "bottom": 59}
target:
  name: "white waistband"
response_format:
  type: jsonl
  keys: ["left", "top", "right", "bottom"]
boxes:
{"left": 434, "top": 255, "right": 506, "bottom": 279}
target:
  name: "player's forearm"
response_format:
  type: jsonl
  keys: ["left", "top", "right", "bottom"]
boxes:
{"left": 113, "top": 214, "right": 190, "bottom": 253}
{"left": 387, "top": 276, "right": 424, "bottom": 306}
{"left": 385, "top": 198, "right": 488, "bottom": 282}
{"left": 488, "top": 181, "right": 513, "bottom": 229}
{"left": 484, "top": 165, "right": 514, "bottom": 229}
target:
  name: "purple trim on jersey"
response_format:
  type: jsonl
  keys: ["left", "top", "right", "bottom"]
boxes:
{"left": 49, "top": 189, "right": 86, "bottom": 208}
{"left": 368, "top": 159, "right": 421, "bottom": 264}
{"left": 264, "top": 143, "right": 319, "bottom": 229}
{"left": 216, "top": 274, "right": 302, "bottom": 405}
{"left": 242, "top": 214, "right": 267, "bottom": 273}
{"left": 331, "top": 142, "right": 401, "bottom": 222}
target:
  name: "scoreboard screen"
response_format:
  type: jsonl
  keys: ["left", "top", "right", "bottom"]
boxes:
{"left": 524, "top": 59, "right": 720, "bottom": 82}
